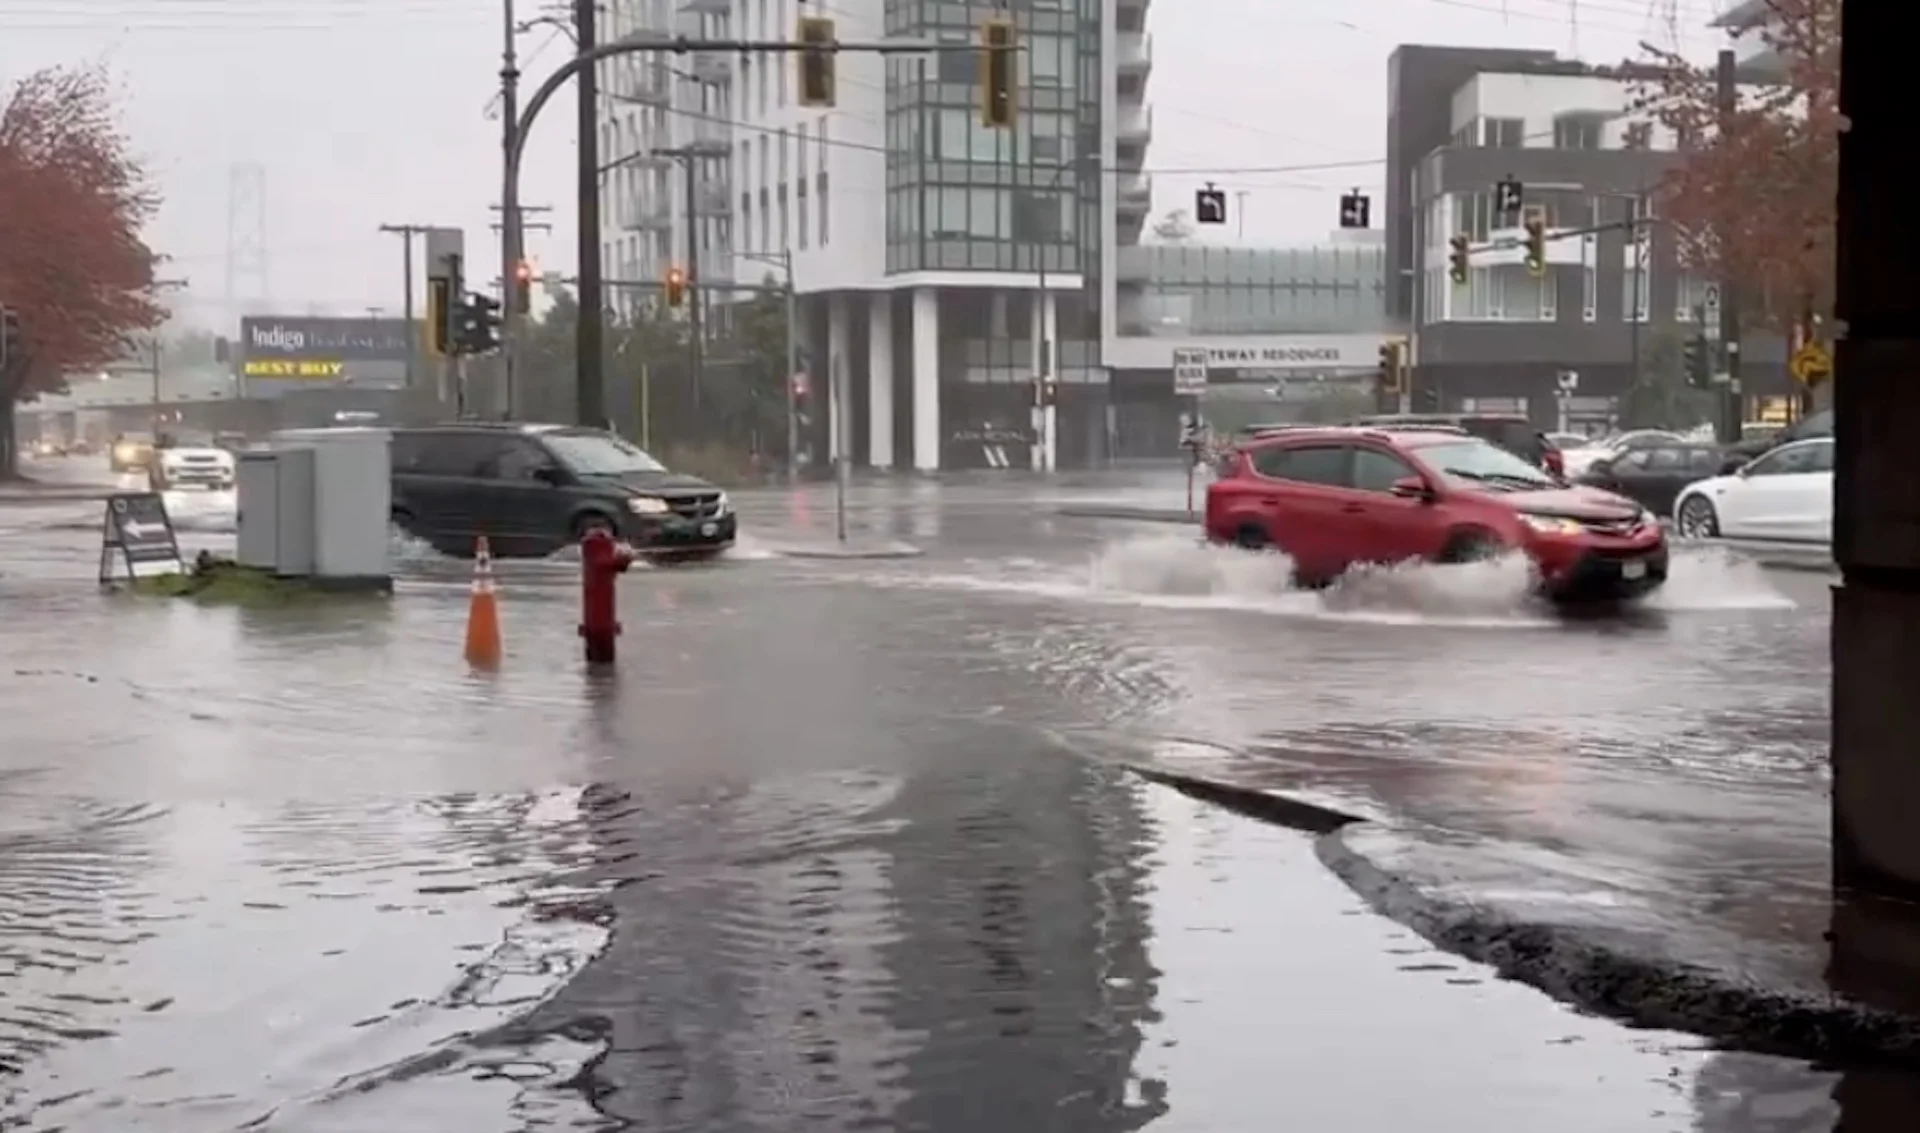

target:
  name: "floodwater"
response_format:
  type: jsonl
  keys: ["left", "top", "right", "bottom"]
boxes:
{"left": 0, "top": 464, "right": 1869, "bottom": 1130}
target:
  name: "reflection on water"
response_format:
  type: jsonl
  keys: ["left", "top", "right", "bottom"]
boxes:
{"left": 507, "top": 745, "right": 1163, "bottom": 1131}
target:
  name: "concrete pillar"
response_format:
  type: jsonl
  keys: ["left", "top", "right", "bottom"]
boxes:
{"left": 868, "top": 292, "right": 894, "bottom": 469}
{"left": 911, "top": 288, "right": 940, "bottom": 471}
{"left": 827, "top": 293, "right": 850, "bottom": 465}
{"left": 1041, "top": 290, "right": 1058, "bottom": 473}
{"left": 1832, "top": 3, "right": 1920, "bottom": 902}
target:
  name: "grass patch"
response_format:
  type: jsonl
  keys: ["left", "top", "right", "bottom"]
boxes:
{"left": 125, "top": 555, "right": 386, "bottom": 606}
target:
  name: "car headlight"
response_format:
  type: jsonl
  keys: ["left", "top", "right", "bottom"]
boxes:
{"left": 714, "top": 491, "right": 731, "bottom": 514}
{"left": 627, "top": 495, "right": 670, "bottom": 515}
{"left": 1520, "top": 513, "right": 1583, "bottom": 536}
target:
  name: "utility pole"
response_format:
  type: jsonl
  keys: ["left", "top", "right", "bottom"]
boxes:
{"left": 575, "top": 0, "right": 606, "bottom": 429}
{"left": 377, "top": 223, "right": 430, "bottom": 389}
{"left": 500, "top": 0, "right": 522, "bottom": 419}
{"left": 1715, "top": 48, "right": 1743, "bottom": 444}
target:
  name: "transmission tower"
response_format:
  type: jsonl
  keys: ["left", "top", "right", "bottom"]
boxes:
{"left": 225, "top": 162, "right": 270, "bottom": 314}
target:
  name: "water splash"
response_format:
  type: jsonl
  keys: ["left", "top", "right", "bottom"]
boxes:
{"left": 1646, "top": 544, "right": 1798, "bottom": 611}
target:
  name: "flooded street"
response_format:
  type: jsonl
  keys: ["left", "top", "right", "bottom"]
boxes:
{"left": 0, "top": 462, "right": 1878, "bottom": 1130}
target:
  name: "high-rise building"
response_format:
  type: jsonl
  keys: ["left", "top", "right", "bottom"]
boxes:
{"left": 600, "top": 0, "right": 1145, "bottom": 471}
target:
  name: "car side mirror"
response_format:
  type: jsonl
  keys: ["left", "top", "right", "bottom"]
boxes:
{"left": 1390, "top": 475, "right": 1435, "bottom": 501}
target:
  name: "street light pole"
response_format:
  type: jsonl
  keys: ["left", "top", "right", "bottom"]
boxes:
{"left": 500, "top": 0, "right": 522, "bottom": 418}
{"left": 377, "top": 223, "right": 427, "bottom": 390}
{"left": 574, "top": 0, "right": 606, "bottom": 428}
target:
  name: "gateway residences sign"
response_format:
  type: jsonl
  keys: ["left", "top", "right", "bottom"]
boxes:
{"left": 1103, "top": 334, "right": 1389, "bottom": 374}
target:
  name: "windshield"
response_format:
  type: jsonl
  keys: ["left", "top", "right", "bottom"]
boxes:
{"left": 1420, "top": 439, "right": 1558, "bottom": 489}
{"left": 544, "top": 431, "right": 667, "bottom": 475}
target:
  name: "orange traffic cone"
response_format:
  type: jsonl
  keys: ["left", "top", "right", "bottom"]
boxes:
{"left": 464, "top": 536, "right": 502, "bottom": 667}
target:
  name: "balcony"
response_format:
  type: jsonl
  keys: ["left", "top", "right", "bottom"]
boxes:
{"left": 694, "top": 179, "right": 731, "bottom": 216}
{"left": 1117, "top": 173, "right": 1151, "bottom": 216}
{"left": 688, "top": 117, "right": 730, "bottom": 154}
{"left": 625, "top": 202, "right": 676, "bottom": 232}
{"left": 1116, "top": 105, "right": 1152, "bottom": 145}
{"left": 681, "top": 0, "right": 729, "bottom": 11}
{"left": 689, "top": 51, "right": 732, "bottom": 85}
{"left": 1116, "top": 32, "right": 1152, "bottom": 76}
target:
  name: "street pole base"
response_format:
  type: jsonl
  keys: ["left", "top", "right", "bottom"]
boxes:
{"left": 582, "top": 633, "right": 617, "bottom": 666}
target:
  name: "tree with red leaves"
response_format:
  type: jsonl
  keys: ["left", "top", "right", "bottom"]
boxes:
{"left": 0, "top": 63, "right": 164, "bottom": 477}
{"left": 1635, "top": 0, "right": 1839, "bottom": 331}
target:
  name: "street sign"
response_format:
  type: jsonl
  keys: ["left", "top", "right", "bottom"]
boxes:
{"left": 1195, "top": 185, "right": 1227, "bottom": 225}
{"left": 1172, "top": 348, "right": 1209, "bottom": 396}
{"left": 98, "top": 492, "right": 182, "bottom": 585}
{"left": 1790, "top": 342, "right": 1833, "bottom": 386}
{"left": 1338, "top": 191, "right": 1371, "bottom": 229}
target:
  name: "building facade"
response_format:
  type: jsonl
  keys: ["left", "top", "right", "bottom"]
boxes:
{"left": 596, "top": 0, "right": 1395, "bottom": 469}
{"left": 1385, "top": 46, "right": 1793, "bottom": 432}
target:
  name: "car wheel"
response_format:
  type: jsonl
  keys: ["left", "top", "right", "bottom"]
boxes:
{"left": 1439, "top": 530, "right": 1504, "bottom": 563}
{"left": 1233, "top": 524, "right": 1269, "bottom": 550}
{"left": 1676, "top": 495, "right": 1720, "bottom": 539}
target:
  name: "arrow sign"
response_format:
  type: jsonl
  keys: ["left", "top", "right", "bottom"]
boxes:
{"left": 1790, "top": 342, "right": 1833, "bottom": 386}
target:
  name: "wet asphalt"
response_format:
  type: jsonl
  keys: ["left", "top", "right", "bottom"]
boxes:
{"left": 0, "top": 457, "right": 1881, "bottom": 1131}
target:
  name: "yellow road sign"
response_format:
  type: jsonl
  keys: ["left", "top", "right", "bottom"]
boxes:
{"left": 1790, "top": 342, "right": 1832, "bottom": 386}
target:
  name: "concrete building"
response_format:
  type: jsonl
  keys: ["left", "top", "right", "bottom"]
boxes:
{"left": 1385, "top": 45, "right": 1794, "bottom": 432}
{"left": 597, "top": 0, "right": 1395, "bottom": 469}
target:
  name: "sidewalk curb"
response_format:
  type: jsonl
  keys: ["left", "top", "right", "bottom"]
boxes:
{"left": 1315, "top": 822, "right": 1920, "bottom": 1068}
{"left": 770, "top": 541, "right": 924, "bottom": 560}
{"left": 1121, "top": 765, "right": 1920, "bottom": 1068}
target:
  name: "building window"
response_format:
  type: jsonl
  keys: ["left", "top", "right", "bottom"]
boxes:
{"left": 818, "top": 172, "right": 829, "bottom": 244}
{"left": 797, "top": 182, "right": 809, "bottom": 249}
{"left": 1623, "top": 121, "right": 1653, "bottom": 150}
{"left": 796, "top": 122, "right": 808, "bottom": 179}
{"left": 1553, "top": 116, "right": 1601, "bottom": 150}
{"left": 1484, "top": 117, "right": 1524, "bottom": 147}
{"left": 1581, "top": 235, "right": 1598, "bottom": 322}
{"left": 1623, "top": 235, "right": 1651, "bottom": 322}
{"left": 778, "top": 184, "right": 789, "bottom": 250}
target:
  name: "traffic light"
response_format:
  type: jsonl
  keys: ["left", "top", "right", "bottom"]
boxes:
{"left": 1683, "top": 335, "right": 1712, "bottom": 389}
{"left": 1377, "top": 340, "right": 1405, "bottom": 394}
{"left": 1034, "top": 375, "right": 1058, "bottom": 408}
{"left": 453, "top": 293, "right": 502, "bottom": 355}
{"left": 0, "top": 306, "right": 19, "bottom": 373}
{"left": 512, "top": 259, "right": 535, "bottom": 315}
{"left": 664, "top": 265, "right": 688, "bottom": 308}
{"left": 426, "top": 277, "right": 451, "bottom": 356}
{"left": 1523, "top": 212, "right": 1547, "bottom": 277}
{"left": 1448, "top": 235, "right": 1469, "bottom": 285}
{"left": 797, "top": 16, "right": 836, "bottom": 107}
{"left": 980, "top": 18, "right": 1016, "bottom": 129}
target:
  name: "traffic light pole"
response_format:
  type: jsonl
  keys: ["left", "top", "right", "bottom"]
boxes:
{"left": 1715, "top": 48, "right": 1743, "bottom": 444}
{"left": 500, "top": 36, "right": 952, "bottom": 430}
{"left": 500, "top": 0, "right": 521, "bottom": 419}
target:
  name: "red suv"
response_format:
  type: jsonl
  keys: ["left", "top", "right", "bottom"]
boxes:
{"left": 1205, "top": 426, "right": 1667, "bottom": 599}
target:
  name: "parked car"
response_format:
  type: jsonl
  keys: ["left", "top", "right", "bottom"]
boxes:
{"left": 151, "top": 433, "right": 236, "bottom": 490}
{"left": 1559, "top": 429, "right": 1689, "bottom": 479}
{"left": 1575, "top": 441, "right": 1725, "bottom": 517}
{"left": 1719, "top": 408, "right": 1831, "bottom": 473}
{"left": 1348, "top": 413, "right": 1565, "bottom": 477}
{"left": 390, "top": 422, "right": 736, "bottom": 560}
{"left": 1544, "top": 431, "right": 1594, "bottom": 452}
{"left": 1205, "top": 426, "right": 1666, "bottom": 601}
{"left": 1674, "top": 436, "right": 1833, "bottom": 543}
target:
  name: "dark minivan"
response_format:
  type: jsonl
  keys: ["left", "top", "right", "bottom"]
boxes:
{"left": 390, "top": 423, "right": 736, "bottom": 559}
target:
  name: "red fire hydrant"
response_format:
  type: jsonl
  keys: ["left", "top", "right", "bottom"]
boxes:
{"left": 579, "top": 527, "right": 636, "bottom": 664}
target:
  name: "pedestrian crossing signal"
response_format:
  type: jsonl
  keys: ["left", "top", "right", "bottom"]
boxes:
{"left": 798, "top": 16, "right": 836, "bottom": 107}
{"left": 980, "top": 19, "right": 1016, "bottom": 128}
{"left": 664, "top": 265, "right": 688, "bottom": 308}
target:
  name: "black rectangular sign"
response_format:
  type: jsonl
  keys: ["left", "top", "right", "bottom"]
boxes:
{"left": 99, "top": 492, "right": 182, "bottom": 583}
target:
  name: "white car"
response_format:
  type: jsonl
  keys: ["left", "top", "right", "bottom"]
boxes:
{"left": 1673, "top": 437, "right": 1833, "bottom": 543}
{"left": 152, "top": 443, "right": 236, "bottom": 490}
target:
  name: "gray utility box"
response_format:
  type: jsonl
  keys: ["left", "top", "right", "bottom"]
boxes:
{"left": 236, "top": 427, "right": 393, "bottom": 588}
{"left": 236, "top": 446, "right": 316, "bottom": 575}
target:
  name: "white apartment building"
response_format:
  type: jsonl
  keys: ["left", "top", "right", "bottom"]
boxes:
{"left": 599, "top": 0, "right": 1152, "bottom": 470}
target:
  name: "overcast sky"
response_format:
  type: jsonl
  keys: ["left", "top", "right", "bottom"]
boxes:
{"left": 5, "top": 0, "right": 1721, "bottom": 329}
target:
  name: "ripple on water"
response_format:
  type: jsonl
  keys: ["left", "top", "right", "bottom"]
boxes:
{"left": 1, "top": 787, "right": 616, "bottom": 1132}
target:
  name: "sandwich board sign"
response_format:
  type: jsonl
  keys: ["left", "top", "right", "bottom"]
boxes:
{"left": 98, "top": 491, "right": 183, "bottom": 585}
